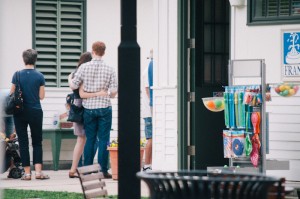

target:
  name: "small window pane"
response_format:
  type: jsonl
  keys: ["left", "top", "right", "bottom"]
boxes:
{"left": 215, "top": 25, "right": 224, "bottom": 53}
{"left": 204, "top": 0, "right": 212, "bottom": 22}
{"left": 204, "top": 25, "right": 212, "bottom": 52}
{"left": 292, "top": 0, "right": 300, "bottom": 15}
{"left": 204, "top": 55, "right": 212, "bottom": 83}
{"left": 251, "top": 0, "right": 300, "bottom": 24}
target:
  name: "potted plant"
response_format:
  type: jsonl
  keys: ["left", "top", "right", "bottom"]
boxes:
{"left": 107, "top": 138, "right": 146, "bottom": 180}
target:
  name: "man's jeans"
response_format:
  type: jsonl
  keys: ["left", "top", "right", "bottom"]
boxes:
{"left": 83, "top": 107, "right": 112, "bottom": 173}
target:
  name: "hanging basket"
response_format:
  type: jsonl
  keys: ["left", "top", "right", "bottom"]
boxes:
{"left": 202, "top": 97, "right": 225, "bottom": 112}
{"left": 274, "top": 83, "right": 299, "bottom": 97}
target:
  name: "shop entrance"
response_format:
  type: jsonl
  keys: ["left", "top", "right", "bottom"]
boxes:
{"left": 181, "top": 0, "right": 230, "bottom": 170}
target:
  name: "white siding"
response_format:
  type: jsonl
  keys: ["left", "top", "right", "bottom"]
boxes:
{"left": 41, "top": 88, "right": 119, "bottom": 161}
{"left": 153, "top": 88, "right": 178, "bottom": 170}
{"left": 152, "top": 0, "right": 178, "bottom": 170}
{"left": 0, "top": 0, "right": 32, "bottom": 89}
{"left": 231, "top": 3, "right": 300, "bottom": 180}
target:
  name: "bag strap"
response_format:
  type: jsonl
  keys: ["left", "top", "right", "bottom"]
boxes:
{"left": 15, "top": 71, "right": 21, "bottom": 86}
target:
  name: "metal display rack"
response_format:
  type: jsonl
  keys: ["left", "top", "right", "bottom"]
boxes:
{"left": 228, "top": 59, "right": 267, "bottom": 173}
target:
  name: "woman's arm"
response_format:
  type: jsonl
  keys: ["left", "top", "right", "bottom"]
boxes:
{"left": 9, "top": 84, "right": 16, "bottom": 95}
{"left": 39, "top": 85, "right": 45, "bottom": 100}
{"left": 79, "top": 85, "right": 108, "bottom": 99}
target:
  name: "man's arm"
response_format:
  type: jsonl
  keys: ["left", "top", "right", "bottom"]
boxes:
{"left": 79, "top": 84, "right": 108, "bottom": 98}
{"left": 9, "top": 84, "right": 15, "bottom": 95}
{"left": 39, "top": 86, "right": 45, "bottom": 100}
{"left": 108, "top": 69, "right": 118, "bottom": 98}
{"left": 145, "top": 87, "right": 150, "bottom": 99}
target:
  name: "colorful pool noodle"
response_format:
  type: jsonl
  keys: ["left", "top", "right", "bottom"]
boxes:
{"left": 224, "top": 90, "right": 229, "bottom": 128}
{"left": 238, "top": 91, "right": 245, "bottom": 128}
{"left": 234, "top": 92, "right": 239, "bottom": 127}
{"left": 229, "top": 89, "right": 236, "bottom": 128}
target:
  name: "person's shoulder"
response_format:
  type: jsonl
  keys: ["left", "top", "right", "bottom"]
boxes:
{"left": 81, "top": 61, "right": 91, "bottom": 67}
{"left": 102, "top": 61, "right": 115, "bottom": 71}
{"left": 35, "top": 70, "right": 45, "bottom": 77}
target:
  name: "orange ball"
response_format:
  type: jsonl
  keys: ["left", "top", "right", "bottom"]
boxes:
{"left": 206, "top": 100, "right": 215, "bottom": 110}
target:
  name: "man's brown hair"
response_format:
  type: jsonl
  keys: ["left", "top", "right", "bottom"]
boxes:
{"left": 92, "top": 41, "right": 106, "bottom": 56}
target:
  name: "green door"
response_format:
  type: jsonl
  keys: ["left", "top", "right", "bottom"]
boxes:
{"left": 179, "top": 0, "right": 230, "bottom": 170}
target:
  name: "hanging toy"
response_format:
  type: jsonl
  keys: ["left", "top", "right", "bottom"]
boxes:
{"left": 231, "top": 131, "right": 245, "bottom": 157}
{"left": 232, "top": 139, "right": 244, "bottom": 156}
{"left": 245, "top": 132, "right": 252, "bottom": 156}
{"left": 251, "top": 112, "right": 261, "bottom": 134}
{"left": 250, "top": 134, "right": 260, "bottom": 167}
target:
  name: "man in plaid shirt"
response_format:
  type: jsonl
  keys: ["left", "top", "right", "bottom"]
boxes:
{"left": 69, "top": 41, "right": 117, "bottom": 178}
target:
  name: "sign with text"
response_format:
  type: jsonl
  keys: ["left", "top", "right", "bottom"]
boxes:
{"left": 282, "top": 31, "right": 300, "bottom": 81}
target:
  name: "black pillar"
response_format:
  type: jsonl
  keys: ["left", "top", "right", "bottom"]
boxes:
{"left": 118, "top": 0, "right": 140, "bottom": 199}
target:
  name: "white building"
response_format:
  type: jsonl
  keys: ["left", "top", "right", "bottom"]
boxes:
{"left": 1, "top": 0, "right": 300, "bottom": 181}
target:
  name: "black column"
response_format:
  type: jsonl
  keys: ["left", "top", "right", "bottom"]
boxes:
{"left": 118, "top": 0, "right": 140, "bottom": 199}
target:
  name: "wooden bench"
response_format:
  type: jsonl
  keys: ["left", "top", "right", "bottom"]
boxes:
{"left": 43, "top": 128, "right": 76, "bottom": 171}
{"left": 77, "top": 164, "right": 108, "bottom": 199}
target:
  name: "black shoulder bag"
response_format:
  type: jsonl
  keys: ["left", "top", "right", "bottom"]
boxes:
{"left": 5, "top": 71, "right": 23, "bottom": 115}
{"left": 67, "top": 93, "right": 84, "bottom": 123}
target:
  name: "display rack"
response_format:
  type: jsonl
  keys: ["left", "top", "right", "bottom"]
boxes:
{"left": 228, "top": 59, "right": 267, "bottom": 173}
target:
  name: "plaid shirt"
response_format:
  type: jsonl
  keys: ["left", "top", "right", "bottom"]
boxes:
{"left": 72, "top": 58, "right": 118, "bottom": 109}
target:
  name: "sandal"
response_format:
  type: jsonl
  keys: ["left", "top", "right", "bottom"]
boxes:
{"left": 21, "top": 173, "right": 31, "bottom": 181}
{"left": 35, "top": 172, "right": 50, "bottom": 180}
{"left": 69, "top": 171, "right": 79, "bottom": 178}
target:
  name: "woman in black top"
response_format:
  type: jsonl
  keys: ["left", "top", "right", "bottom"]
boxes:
{"left": 10, "top": 49, "right": 48, "bottom": 180}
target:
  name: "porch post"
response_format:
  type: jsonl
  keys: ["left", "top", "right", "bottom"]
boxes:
{"left": 118, "top": 0, "right": 141, "bottom": 198}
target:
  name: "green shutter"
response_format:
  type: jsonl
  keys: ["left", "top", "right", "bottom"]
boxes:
{"left": 59, "top": 2, "right": 83, "bottom": 87}
{"left": 35, "top": 1, "right": 59, "bottom": 87}
{"left": 34, "top": 0, "right": 85, "bottom": 87}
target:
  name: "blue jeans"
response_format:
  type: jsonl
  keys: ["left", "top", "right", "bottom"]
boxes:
{"left": 143, "top": 117, "right": 152, "bottom": 139}
{"left": 83, "top": 107, "right": 112, "bottom": 173}
{"left": 78, "top": 140, "right": 98, "bottom": 167}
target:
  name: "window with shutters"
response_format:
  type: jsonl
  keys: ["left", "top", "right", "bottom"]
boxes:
{"left": 33, "top": 0, "right": 86, "bottom": 87}
{"left": 248, "top": 0, "right": 300, "bottom": 25}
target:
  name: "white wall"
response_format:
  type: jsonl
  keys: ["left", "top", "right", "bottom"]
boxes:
{"left": 231, "top": 3, "right": 300, "bottom": 84}
{"left": 152, "top": 0, "right": 178, "bottom": 170}
{"left": 0, "top": 0, "right": 32, "bottom": 89}
{"left": 231, "top": 3, "right": 300, "bottom": 180}
{"left": 86, "top": 0, "right": 120, "bottom": 72}
{"left": 87, "top": 0, "right": 155, "bottom": 76}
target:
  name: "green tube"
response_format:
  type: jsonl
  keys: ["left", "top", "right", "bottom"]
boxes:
{"left": 238, "top": 92, "right": 245, "bottom": 128}
{"left": 235, "top": 92, "right": 239, "bottom": 127}
{"left": 224, "top": 91, "right": 229, "bottom": 128}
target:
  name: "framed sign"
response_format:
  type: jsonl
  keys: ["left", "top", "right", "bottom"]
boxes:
{"left": 282, "top": 30, "right": 300, "bottom": 82}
